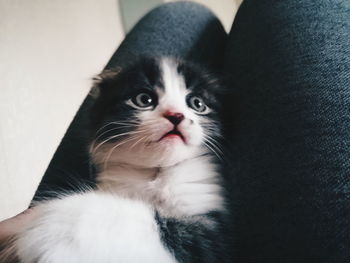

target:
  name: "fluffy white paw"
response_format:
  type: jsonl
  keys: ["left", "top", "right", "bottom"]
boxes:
{"left": 16, "top": 192, "right": 177, "bottom": 263}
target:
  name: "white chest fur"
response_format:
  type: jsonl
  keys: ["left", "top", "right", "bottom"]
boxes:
{"left": 97, "top": 155, "right": 225, "bottom": 218}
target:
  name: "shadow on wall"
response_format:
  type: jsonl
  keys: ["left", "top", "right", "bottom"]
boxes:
{"left": 119, "top": 0, "right": 163, "bottom": 33}
{"left": 119, "top": 0, "right": 243, "bottom": 33}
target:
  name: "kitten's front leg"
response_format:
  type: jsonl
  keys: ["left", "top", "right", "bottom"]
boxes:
{"left": 10, "top": 192, "right": 177, "bottom": 263}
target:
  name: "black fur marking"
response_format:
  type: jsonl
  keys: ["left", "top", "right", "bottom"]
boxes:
{"left": 155, "top": 212, "right": 233, "bottom": 263}
{"left": 177, "top": 60, "right": 223, "bottom": 110}
{"left": 90, "top": 58, "right": 163, "bottom": 143}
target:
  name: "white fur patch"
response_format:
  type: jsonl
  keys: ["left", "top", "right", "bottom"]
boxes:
{"left": 159, "top": 57, "right": 189, "bottom": 112}
{"left": 16, "top": 192, "right": 177, "bottom": 263}
{"left": 98, "top": 154, "right": 225, "bottom": 218}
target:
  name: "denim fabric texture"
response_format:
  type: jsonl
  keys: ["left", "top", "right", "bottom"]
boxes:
{"left": 106, "top": 2, "right": 227, "bottom": 70}
{"left": 224, "top": 0, "right": 350, "bottom": 262}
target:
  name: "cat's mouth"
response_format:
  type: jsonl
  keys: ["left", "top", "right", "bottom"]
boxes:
{"left": 159, "top": 128, "right": 185, "bottom": 143}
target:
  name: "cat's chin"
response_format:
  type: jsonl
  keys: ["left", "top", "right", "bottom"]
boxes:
{"left": 132, "top": 140, "right": 202, "bottom": 167}
{"left": 93, "top": 140, "right": 205, "bottom": 169}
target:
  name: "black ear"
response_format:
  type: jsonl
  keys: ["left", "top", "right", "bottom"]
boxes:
{"left": 89, "top": 68, "right": 122, "bottom": 99}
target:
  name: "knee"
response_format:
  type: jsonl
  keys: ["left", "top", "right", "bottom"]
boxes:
{"left": 148, "top": 1, "right": 213, "bottom": 18}
{"left": 139, "top": 1, "right": 220, "bottom": 29}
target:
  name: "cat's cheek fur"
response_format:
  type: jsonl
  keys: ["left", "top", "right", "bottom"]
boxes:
{"left": 177, "top": 118, "right": 204, "bottom": 146}
{"left": 15, "top": 192, "right": 177, "bottom": 263}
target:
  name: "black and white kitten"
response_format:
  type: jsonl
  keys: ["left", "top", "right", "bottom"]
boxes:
{"left": 2, "top": 57, "right": 231, "bottom": 262}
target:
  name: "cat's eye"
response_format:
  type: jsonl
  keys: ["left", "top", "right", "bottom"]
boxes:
{"left": 187, "top": 96, "right": 209, "bottom": 114}
{"left": 127, "top": 91, "right": 157, "bottom": 110}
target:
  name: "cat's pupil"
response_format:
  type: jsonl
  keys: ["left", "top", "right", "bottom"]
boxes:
{"left": 134, "top": 92, "right": 153, "bottom": 107}
{"left": 140, "top": 94, "right": 152, "bottom": 105}
{"left": 194, "top": 98, "right": 202, "bottom": 108}
{"left": 188, "top": 96, "right": 207, "bottom": 113}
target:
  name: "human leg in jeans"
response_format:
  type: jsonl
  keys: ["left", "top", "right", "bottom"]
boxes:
{"left": 224, "top": 0, "right": 350, "bottom": 262}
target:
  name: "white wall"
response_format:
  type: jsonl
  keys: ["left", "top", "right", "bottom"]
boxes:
{"left": 0, "top": 0, "right": 124, "bottom": 220}
{"left": 0, "top": 0, "right": 241, "bottom": 221}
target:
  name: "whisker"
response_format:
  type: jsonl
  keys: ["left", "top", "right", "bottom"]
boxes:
{"left": 204, "top": 140, "right": 225, "bottom": 161}
{"left": 129, "top": 135, "right": 148, "bottom": 150}
{"left": 92, "top": 130, "right": 146, "bottom": 154}
{"left": 202, "top": 126, "right": 222, "bottom": 135}
{"left": 204, "top": 135, "right": 224, "bottom": 155}
{"left": 95, "top": 119, "right": 158, "bottom": 138}
{"left": 203, "top": 134, "right": 224, "bottom": 161}
{"left": 95, "top": 126, "right": 137, "bottom": 141}
{"left": 203, "top": 141, "right": 223, "bottom": 162}
{"left": 95, "top": 121, "right": 140, "bottom": 135}
{"left": 102, "top": 136, "right": 139, "bottom": 170}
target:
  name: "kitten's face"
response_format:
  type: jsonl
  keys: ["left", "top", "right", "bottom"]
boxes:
{"left": 90, "top": 58, "right": 221, "bottom": 169}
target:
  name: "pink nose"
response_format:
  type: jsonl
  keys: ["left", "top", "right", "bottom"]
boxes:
{"left": 163, "top": 112, "right": 184, "bottom": 126}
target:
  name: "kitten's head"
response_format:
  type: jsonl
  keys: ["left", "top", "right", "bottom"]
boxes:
{"left": 89, "top": 57, "right": 223, "bottom": 169}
